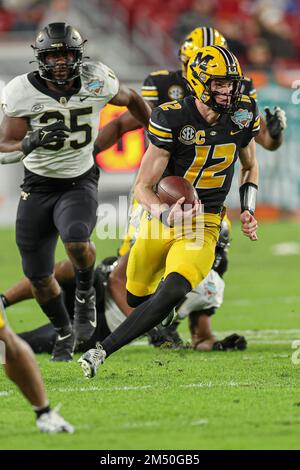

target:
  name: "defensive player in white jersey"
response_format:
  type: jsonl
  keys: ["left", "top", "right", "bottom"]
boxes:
{"left": 0, "top": 23, "right": 150, "bottom": 361}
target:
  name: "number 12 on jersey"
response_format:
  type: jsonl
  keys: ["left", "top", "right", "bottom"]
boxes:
{"left": 184, "top": 143, "right": 236, "bottom": 189}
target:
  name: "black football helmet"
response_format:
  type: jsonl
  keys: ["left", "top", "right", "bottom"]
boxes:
{"left": 32, "top": 22, "right": 86, "bottom": 85}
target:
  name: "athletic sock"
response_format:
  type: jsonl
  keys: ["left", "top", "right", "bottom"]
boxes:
{"left": 101, "top": 273, "right": 191, "bottom": 357}
{"left": 0, "top": 294, "right": 9, "bottom": 308}
{"left": 40, "top": 293, "right": 72, "bottom": 336}
{"left": 75, "top": 264, "right": 95, "bottom": 292}
{"left": 33, "top": 403, "right": 51, "bottom": 418}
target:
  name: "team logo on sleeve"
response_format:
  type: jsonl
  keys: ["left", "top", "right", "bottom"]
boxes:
{"left": 179, "top": 125, "right": 196, "bottom": 145}
{"left": 31, "top": 104, "right": 44, "bottom": 112}
{"left": 86, "top": 79, "right": 104, "bottom": 96}
{"left": 168, "top": 85, "right": 184, "bottom": 100}
{"left": 231, "top": 109, "right": 253, "bottom": 129}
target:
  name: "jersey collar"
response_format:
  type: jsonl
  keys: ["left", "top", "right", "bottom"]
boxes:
{"left": 27, "top": 71, "right": 81, "bottom": 103}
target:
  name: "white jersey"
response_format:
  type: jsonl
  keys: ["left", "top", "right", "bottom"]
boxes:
{"left": 1, "top": 61, "right": 119, "bottom": 178}
{"left": 104, "top": 288, "right": 127, "bottom": 333}
{"left": 176, "top": 270, "right": 225, "bottom": 319}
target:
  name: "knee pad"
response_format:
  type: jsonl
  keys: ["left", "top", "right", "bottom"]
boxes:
{"left": 30, "top": 276, "right": 53, "bottom": 289}
{"left": 62, "top": 222, "right": 90, "bottom": 242}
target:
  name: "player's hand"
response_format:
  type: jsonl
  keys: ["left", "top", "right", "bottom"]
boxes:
{"left": 212, "top": 333, "right": 247, "bottom": 351}
{"left": 240, "top": 210, "right": 258, "bottom": 241}
{"left": 22, "top": 121, "right": 71, "bottom": 156}
{"left": 265, "top": 106, "right": 287, "bottom": 139}
{"left": 167, "top": 197, "right": 201, "bottom": 227}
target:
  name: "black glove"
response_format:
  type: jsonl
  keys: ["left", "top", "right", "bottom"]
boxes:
{"left": 212, "top": 333, "right": 247, "bottom": 351}
{"left": 265, "top": 106, "right": 287, "bottom": 139}
{"left": 22, "top": 121, "right": 71, "bottom": 156}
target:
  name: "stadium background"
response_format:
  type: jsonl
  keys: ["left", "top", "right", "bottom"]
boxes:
{"left": 1, "top": 0, "right": 300, "bottom": 225}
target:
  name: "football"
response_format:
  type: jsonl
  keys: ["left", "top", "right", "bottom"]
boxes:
{"left": 157, "top": 176, "right": 197, "bottom": 208}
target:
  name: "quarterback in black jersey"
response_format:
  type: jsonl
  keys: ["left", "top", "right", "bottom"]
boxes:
{"left": 79, "top": 45, "right": 259, "bottom": 378}
{"left": 94, "top": 26, "right": 285, "bottom": 154}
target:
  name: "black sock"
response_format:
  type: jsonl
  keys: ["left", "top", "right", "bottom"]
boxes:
{"left": 101, "top": 273, "right": 191, "bottom": 357}
{"left": 40, "top": 293, "right": 72, "bottom": 336}
{"left": 34, "top": 404, "right": 51, "bottom": 418}
{"left": 0, "top": 294, "right": 9, "bottom": 308}
{"left": 75, "top": 264, "right": 95, "bottom": 292}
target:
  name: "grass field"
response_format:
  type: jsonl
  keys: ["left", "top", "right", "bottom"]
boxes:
{"left": 0, "top": 221, "right": 300, "bottom": 450}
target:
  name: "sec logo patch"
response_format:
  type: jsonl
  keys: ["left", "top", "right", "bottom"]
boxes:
{"left": 179, "top": 125, "right": 196, "bottom": 145}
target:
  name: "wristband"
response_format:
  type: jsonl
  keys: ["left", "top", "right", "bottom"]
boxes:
{"left": 239, "top": 182, "right": 258, "bottom": 215}
{"left": 159, "top": 209, "right": 172, "bottom": 227}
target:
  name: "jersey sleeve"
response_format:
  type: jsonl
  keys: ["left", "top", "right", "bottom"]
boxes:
{"left": 147, "top": 106, "right": 174, "bottom": 152}
{"left": 1, "top": 76, "right": 28, "bottom": 117}
{"left": 141, "top": 74, "right": 159, "bottom": 103}
{"left": 81, "top": 61, "right": 119, "bottom": 101}
{"left": 241, "top": 98, "right": 260, "bottom": 148}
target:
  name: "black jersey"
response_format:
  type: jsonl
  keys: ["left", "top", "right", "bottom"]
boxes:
{"left": 148, "top": 95, "right": 260, "bottom": 209}
{"left": 141, "top": 69, "right": 257, "bottom": 106}
{"left": 141, "top": 70, "right": 189, "bottom": 106}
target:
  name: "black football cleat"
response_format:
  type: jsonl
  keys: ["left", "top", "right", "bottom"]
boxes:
{"left": 147, "top": 321, "right": 186, "bottom": 349}
{"left": 51, "top": 330, "right": 75, "bottom": 362}
{"left": 73, "top": 287, "right": 97, "bottom": 344}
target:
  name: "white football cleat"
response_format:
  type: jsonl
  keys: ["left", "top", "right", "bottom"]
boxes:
{"left": 78, "top": 342, "right": 106, "bottom": 379}
{"left": 36, "top": 405, "right": 74, "bottom": 433}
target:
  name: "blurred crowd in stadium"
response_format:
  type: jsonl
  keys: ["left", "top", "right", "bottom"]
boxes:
{"left": 1, "top": 0, "right": 300, "bottom": 68}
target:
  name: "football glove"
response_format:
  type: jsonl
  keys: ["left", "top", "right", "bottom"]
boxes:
{"left": 212, "top": 333, "right": 247, "bottom": 351}
{"left": 22, "top": 121, "right": 71, "bottom": 156}
{"left": 264, "top": 106, "right": 287, "bottom": 139}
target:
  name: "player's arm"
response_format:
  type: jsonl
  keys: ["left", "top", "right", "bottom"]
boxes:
{"left": 109, "top": 84, "right": 151, "bottom": 130}
{"left": 94, "top": 111, "right": 143, "bottom": 153}
{"left": 239, "top": 138, "right": 259, "bottom": 241}
{"left": 0, "top": 115, "right": 28, "bottom": 163}
{"left": 0, "top": 115, "right": 70, "bottom": 164}
{"left": 94, "top": 98, "right": 155, "bottom": 153}
{"left": 134, "top": 141, "right": 170, "bottom": 218}
{"left": 255, "top": 107, "right": 287, "bottom": 151}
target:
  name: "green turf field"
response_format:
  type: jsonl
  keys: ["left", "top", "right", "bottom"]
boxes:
{"left": 0, "top": 221, "right": 300, "bottom": 450}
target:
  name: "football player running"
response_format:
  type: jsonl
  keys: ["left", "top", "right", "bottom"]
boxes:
{"left": 0, "top": 23, "right": 150, "bottom": 361}
{"left": 0, "top": 299, "right": 73, "bottom": 433}
{"left": 79, "top": 45, "right": 258, "bottom": 378}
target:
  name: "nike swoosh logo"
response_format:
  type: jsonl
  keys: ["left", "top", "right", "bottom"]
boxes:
{"left": 75, "top": 295, "right": 85, "bottom": 304}
{"left": 80, "top": 96, "right": 88, "bottom": 102}
{"left": 89, "top": 307, "right": 97, "bottom": 328}
{"left": 58, "top": 333, "right": 71, "bottom": 341}
{"left": 230, "top": 130, "right": 242, "bottom": 135}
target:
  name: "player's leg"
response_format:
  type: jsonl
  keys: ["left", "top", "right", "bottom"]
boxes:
{"left": 79, "top": 213, "right": 220, "bottom": 377}
{"left": 56, "top": 180, "right": 98, "bottom": 344}
{"left": 1, "top": 260, "right": 75, "bottom": 308}
{"left": 0, "top": 302, "right": 73, "bottom": 432}
{"left": 16, "top": 193, "right": 74, "bottom": 361}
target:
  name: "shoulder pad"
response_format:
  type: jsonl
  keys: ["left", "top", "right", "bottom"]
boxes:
{"left": 240, "top": 94, "right": 251, "bottom": 104}
{"left": 81, "top": 61, "right": 119, "bottom": 99}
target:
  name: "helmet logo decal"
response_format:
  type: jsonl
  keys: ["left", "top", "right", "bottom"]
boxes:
{"left": 231, "top": 109, "right": 253, "bottom": 129}
{"left": 179, "top": 125, "right": 196, "bottom": 145}
{"left": 197, "top": 53, "right": 214, "bottom": 72}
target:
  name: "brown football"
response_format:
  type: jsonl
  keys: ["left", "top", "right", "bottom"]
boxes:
{"left": 157, "top": 176, "right": 197, "bottom": 208}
